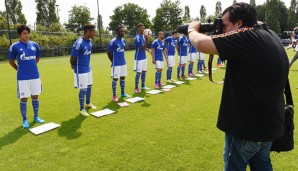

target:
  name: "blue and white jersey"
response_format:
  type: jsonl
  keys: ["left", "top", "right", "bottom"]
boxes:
{"left": 134, "top": 34, "right": 146, "bottom": 60}
{"left": 9, "top": 40, "right": 41, "bottom": 80}
{"left": 189, "top": 44, "right": 197, "bottom": 53}
{"left": 151, "top": 39, "right": 165, "bottom": 61}
{"left": 294, "top": 34, "right": 298, "bottom": 40}
{"left": 107, "top": 37, "right": 126, "bottom": 66}
{"left": 71, "top": 37, "right": 92, "bottom": 74}
{"left": 164, "top": 36, "right": 177, "bottom": 56}
{"left": 177, "top": 36, "right": 189, "bottom": 56}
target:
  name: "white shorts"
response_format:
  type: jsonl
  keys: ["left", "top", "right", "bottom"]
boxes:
{"left": 167, "top": 55, "right": 175, "bottom": 67}
{"left": 189, "top": 53, "right": 197, "bottom": 62}
{"left": 17, "top": 78, "right": 42, "bottom": 98}
{"left": 134, "top": 59, "right": 147, "bottom": 72}
{"left": 74, "top": 71, "right": 93, "bottom": 89}
{"left": 111, "top": 65, "right": 127, "bottom": 78}
{"left": 179, "top": 56, "right": 188, "bottom": 64}
{"left": 198, "top": 52, "right": 205, "bottom": 60}
{"left": 155, "top": 61, "right": 164, "bottom": 69}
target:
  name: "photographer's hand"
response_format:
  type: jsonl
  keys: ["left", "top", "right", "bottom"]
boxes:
{"left": 188, "top": 21, "right": 218, "bottom": 55}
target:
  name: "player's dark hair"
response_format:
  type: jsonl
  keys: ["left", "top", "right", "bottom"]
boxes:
{"left": 137, "top": 23, "right": 144, "bottom": 28}
{"left": 222, "top": 2, "right": 257, "bottom": 27}
{"left": 17, "top": 25, "right": 30, "bottom": 35}
{"left": 172, "top": 31, "right": 178, "bottom": 35}
{"left": 83, "top": 24, "right": 95, "bottom": 34}
{"left": 116, "top": 26, "right": 123, "bottom": 32}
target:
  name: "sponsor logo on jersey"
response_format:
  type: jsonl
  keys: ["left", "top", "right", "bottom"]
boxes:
{"left": 117, "top": 44, "right": 124, "bottom": 52}
{"left": 20, "top": 51, "right": 36, "bottom": 60}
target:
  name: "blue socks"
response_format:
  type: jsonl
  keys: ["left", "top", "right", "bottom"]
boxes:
{"left": 135, "top": 73, "right": 141, "bottom": 89}
{"left": 141, "top": 71, "right": 146, "bottom": 88}
{"left": 86, "top": 85, "right": 92, "bottom": 105}
{"left": 79, "top": 89, "right": 87, "bottom": 111}
{"left": 20, "top": 101, "right": 27, "bottom": 121}
{"left": 112, "top": 80, "right": 117, "bottom": 97}
{"left": 32, "top": 99, "right": 39, "bottom": 118}
{"left": 177, "top": 66, "right": 181, "bottom": 77}
{"left": 167, "top": 68, "right": 172, "bottom": 80}
{"left": 188, "top": 63, "right": 193, "bottom": 74}
{"left": 181, "top": 66, "right": 185, "bottom": 76}
{"left": 155, "top": 72, "right": 162, "bottom": 84}
{"left": 120, "top": 79, "right": 125, "bottom": 95}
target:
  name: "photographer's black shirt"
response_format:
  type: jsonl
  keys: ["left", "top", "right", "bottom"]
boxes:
{"left": 212, "top": 27, "right": 289, "bottom": 142}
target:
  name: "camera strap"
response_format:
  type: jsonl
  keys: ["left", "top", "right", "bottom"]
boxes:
{"left": 285, "top": 79, "right": 294, "bottom": 106}
{"left": 208, "top": 54, "right": 224, "bottom": 84}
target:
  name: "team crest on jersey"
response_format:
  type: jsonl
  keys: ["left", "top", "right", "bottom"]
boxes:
{"left": 31, "top": 46, "right": 36, "bottom": 51}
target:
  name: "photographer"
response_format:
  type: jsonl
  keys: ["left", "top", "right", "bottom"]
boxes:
{"left": 188, "top": 3, "right": 289, "bottom": 171}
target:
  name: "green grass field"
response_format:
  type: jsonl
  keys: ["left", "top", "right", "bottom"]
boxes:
{"left": 0, "top": 50, "right": 297, "bottom": 170}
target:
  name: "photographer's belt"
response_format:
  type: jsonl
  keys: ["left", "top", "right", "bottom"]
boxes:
{"left": 208, "top": 54, "right": 224, "bottom": 84}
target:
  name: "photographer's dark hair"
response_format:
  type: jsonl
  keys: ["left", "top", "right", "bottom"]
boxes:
{"left": 17, "top": 25, "right": 30, "bottom": 35}
{"left": 116, "top": 26, "right": 123, "bottom": 32}
{"left": 223, "top": 2, "right": 257, "bottom": 27}
{"left": 83, "top": 24, "right": 95, "bottom": 34}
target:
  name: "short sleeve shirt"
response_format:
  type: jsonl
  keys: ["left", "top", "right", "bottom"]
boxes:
{"left": 107, "top": 37, "right": 126, "bottom": 66}
{"left": 71, "top": 37, "right": 92, "bottom": 74}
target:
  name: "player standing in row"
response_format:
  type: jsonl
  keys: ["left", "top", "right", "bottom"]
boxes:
{"left": 150, "top": 31, "right": 167, "bottom": 89}
{"left": 9, "top": 25, "right": 44, "bottom": 128}
{"left": 177, "top": 33, "right": 190, "bottom": 80}
{"left": 70, "top": 24, "right": 97, "bottom": 116}
{"left": 134, "top": 23, "right": 150, "bottom": 93}
{"left": 197, "top": 51, "right": 207, "bottom": 73}
{"left": 164, "top": 31, "right": 179, "bottom": 83}
{"left": 188, "top": 43, "right": 197, "bottom": 76}
{"left": 107, "top": 26, "right": 130, "bottom": 102}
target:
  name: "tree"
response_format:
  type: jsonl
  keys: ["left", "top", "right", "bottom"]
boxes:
{"left": 215, "top": 1, "right": 222, "bottom": 17}
{"left": 151, "top": 0, "right": 183, "bottom": 33}
{"left": 266, "top": 0, "right": 281, "bottom": 33}
{"left": 65, "top": 5, "right": 94, "bottom": 33}
{"left": 0, "top": 11, "right": 7, "bottom": 29}
{"left": 255, "top": 3, "right": 267, "bottom": 22}
{"left": 183, "top": 6, "right": 191, "bottom": 23}
{"left": 5, "top": 0, "right": 26, "bottom": 25}
{"left": 233, "top": 0, "right": 237, "bottom": 4}
{"left": 279, "top": 1, "right": 289, "bottom": 32}
{"left": 109, "top": 3, "right": 151, "bottom": 34}
{"left": 200, "top": 5, "right": 207, "bottom": 22}
{"left": 250, "top": 0, "right": 256, "bottom": 8}
{"left": 35, "top": 0, "right": 58, "bottom": 27}
{"left": 288, "top": 0, "right": 297, "bottom": 30}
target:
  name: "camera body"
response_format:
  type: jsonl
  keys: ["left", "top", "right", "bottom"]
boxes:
{"left": 177, "top": 18, "right": 223, "bottom": 35}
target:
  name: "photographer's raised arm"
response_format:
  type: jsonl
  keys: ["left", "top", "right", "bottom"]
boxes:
{"left": 188, "top": 21, "right": 218, "bottom": 55}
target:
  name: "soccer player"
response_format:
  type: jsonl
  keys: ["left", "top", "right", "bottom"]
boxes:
{"left": 197, "top": 51, "right": 207, "bottom": 73}
{"left": 176, "top": 33, "right": 190, "bottom": 80}
{"left": 164, "top": 31, "right": 179, "bottom": 83}
{"left": 188, "top": 43, "right": 197, "bottom": 76}
{"left": 9, "top": 25, "right": 44, "bottom": 128}
{"left": 134, "top": 23, "right": 150, "bottom": 93}
{"left": 70, "top": 24, "right": 97, "bottom": 116}
{"left": 107, "top": 26, "right": 130, "bottom": 102}
{"left": 289, "top": 27, "right": 298, "bottom": 67}
{"left": 150, "top": 31, "right": 167, "bottom": 89}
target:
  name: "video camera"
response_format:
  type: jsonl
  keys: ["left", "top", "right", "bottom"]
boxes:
{"left": 177, "top": 18, "right": 223, "bottom": 35}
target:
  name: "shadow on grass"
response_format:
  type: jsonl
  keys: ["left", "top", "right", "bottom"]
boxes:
{"left": 101, "top": 100, "right": 121, "bottom": 111}
{"left": 58, "top": 114, "right": 87, "bottom": 140}
{"left": 0, "top": 126, "right": 29, "bottom": 150}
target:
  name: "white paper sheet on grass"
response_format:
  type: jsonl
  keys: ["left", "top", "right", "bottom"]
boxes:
{"left": 161, "top": 88, "right": 171, "bottom": 92}
{"left": 117, "top": 102, "right": 130, "bottom": 107}
{"left": 185, "top": 77, "right": 197, "bottom": 81}
{"left": 162, "top": 85, "right": 176, "bottom": 89}
{"left": 125, "top": 97, "right": 145, "bottom": 103}
{"left": 173, "top": 81, "right": 185, "bottom": 85}
{"left": 195, "top": 74, "right": 205, "bottom": 77}
{"left": 212, "top": 68, "right": 217, "bottom": 71}
{"left": 146, "top": 90, "right": 163, "bottom": 95}
{"left": 29, "top": 122, "right": 60, "bottom": 135}
{"left": 91, "top": 109, "right": 115, "bottom": 118}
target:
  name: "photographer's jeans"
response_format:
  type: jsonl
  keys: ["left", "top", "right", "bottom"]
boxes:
{"left": 224, "top": 133, "right": 273, "bottom": 171}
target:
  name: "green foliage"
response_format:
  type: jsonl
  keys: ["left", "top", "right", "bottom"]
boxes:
{"left": 215, "top": 1, "right": 222, "bottom": 17}
{"left": 233, "top": 0, "right": 237, "bottom": 4}
{"left": 5, "top": 0, "right": 27, "bottom": 25}
{"left": 183, "top": 6, "right": 191, "bottom": 23}
{"left": 256, "top": 3, "right": 267, "bottom": 22}
{"left": 109, "top": 3, "right": 151, "bottom": 34}
{"left": 64, "top": 5, "right": 94, "bottom": 33}
{"left": 35, "top": 0, "right": 58, "bottom": 27}
{"left": 279, "top": 1, "right": 290, "bottom": 32}
{"left": 200, "top": 5, "right": 207, "bottom": 22}
{"left": 152, "top": 0, "right": 183, "bottom": 33}
{"left": 266, "top": 0, "right": 281, "bottom": 33}
{"left": 250, "top": 0, "right": 256, "bottom": 8}
{"left": 288, "top": 0, "right": 298, "bottom": 30}
{"left": 0, "top": 15, "right": 7, "bottom": 30}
